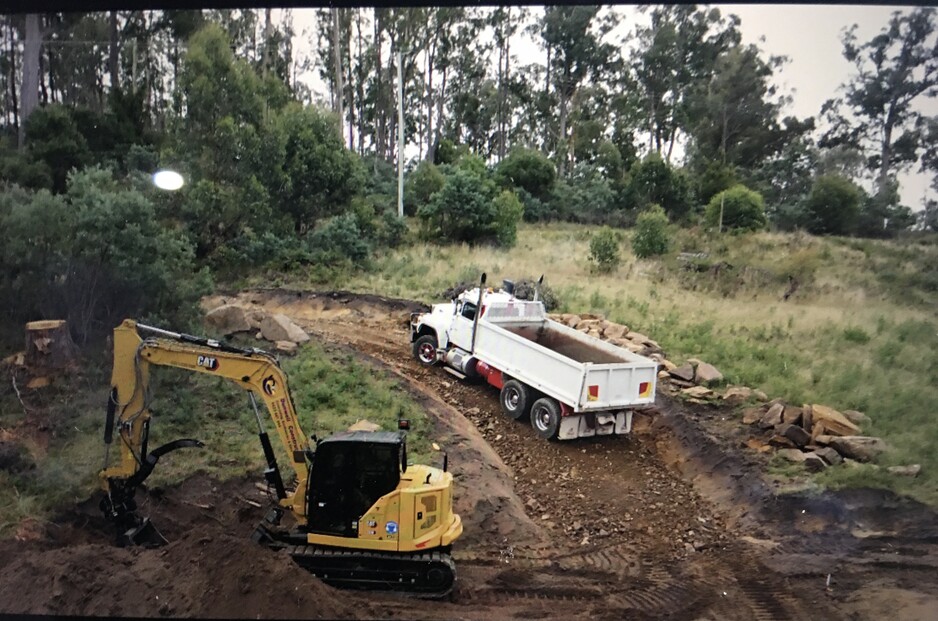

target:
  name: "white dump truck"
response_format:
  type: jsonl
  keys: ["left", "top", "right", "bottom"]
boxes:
{"left": 409, "top": 275, "right": 658, "bottom": 440}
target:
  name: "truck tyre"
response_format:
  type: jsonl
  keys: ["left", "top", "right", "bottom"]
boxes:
{"left": 530, "top": 397, "right": 561, "bottom": 440}
{"left": 500, "top": 379, "right": 531, "bottom": 421}
{"left": 413, "top": 334, "right": 438, "bottom": 366}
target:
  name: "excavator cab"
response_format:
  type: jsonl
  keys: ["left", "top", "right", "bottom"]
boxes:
{"left": 305, "top": 432, "right": 405, "bottom": 537}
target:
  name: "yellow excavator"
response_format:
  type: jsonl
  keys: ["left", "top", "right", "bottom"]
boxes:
{"left": 98, "top": 319, "right": 462, "bottom": 595}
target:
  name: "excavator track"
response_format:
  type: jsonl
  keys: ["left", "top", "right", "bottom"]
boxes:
{"left": 287, "top": 545, "right": 456, "bottom": 598}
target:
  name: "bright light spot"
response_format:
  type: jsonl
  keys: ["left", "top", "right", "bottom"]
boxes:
{"left": 152, "top": 170, "right": 184, "bottom": 191}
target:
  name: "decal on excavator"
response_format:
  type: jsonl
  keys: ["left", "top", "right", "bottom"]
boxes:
{"left": 262, "top": 375, "right": 277, "bottom": 396}
{"left": 197, "top": 355, "right": 219, "bottom": 370}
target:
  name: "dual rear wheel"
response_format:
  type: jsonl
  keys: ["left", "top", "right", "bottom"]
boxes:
{"left": 499, "top": 380, "right": 560, "bottom": 440}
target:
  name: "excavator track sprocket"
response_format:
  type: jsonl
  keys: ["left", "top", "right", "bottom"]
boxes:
{"left": 288, "top": 545, "right": 456, "bottom": 598}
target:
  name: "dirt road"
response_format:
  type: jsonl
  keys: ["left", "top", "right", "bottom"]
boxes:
{"left": 2, "top": 288, "right": 936, "bottom": 620}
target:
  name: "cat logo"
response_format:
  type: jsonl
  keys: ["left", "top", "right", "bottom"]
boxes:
{"left": 197, "top": 355, "right": 219, "bottom": 371}
{"left": 262, "top": 375, "right": 277, "bottom": 396}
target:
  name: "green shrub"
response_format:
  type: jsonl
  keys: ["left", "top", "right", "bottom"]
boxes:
{"left": 404, "top": 160, "right": 445, "bottom": 216}
{"left": 495, "top": 148, "right": 557, "bottom": 201}
{"left": 705, "top": 184, "right": 766, "bottom": 232}
{"left": 309, "top": 212, "right": 372, "bottom": 265}
{"left": 417, "top": 168, "right": 499, "bottom": 245}
{"left": 492, "top": 190, "right": 525, "bottom": 247}
{"left": 632, "top": 204, "right": 671, "bottom": 258}
{"left": 589, "top": 227, "right": 622, "bottom": 273}
{"left": 626, "top": 153, "right": 693, "bottom": 220}
{"left": 805, "top": 174, "right": 862, "bottom": 235}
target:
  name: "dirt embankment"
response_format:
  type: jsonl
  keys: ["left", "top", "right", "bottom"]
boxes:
{"left": 2, "top": 287, "right": 937, "bottom": 620}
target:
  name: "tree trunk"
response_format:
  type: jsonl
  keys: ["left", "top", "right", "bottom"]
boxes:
{"left": 375, "top": 11, "right": 385, "bottom": 165}
{"left": 332, "top": 7, "right": 344, "bottom": 142}
{"left": 109, "top": 11, "right": 120, "bottom": 92}
{"left": 356, "top": 9, "right": 365, "bottom": 156}
{"left": 345, "top": 9, "right": 354, "bottom": 151}
{"left": 262, "top": 8, "right": 272, "bottom": 78}
{"left": 24, "top": 320, "right": 79, "bottom": 381}
{"left": 558, "top": 71, "right": 569, "bottom": 177}
{"left": 425, "top": 40, "right": 434, "bottom": 160}
{"left": 502, "top": 11, "right": 511, "bottom": 160}
{"left": 6, "top": 17, "right": 18, "bottom": 136}
{"left": 19, "top": 13, "right": 41, "bottom": 147}
{"left": 878, "top": 106, "right": 896, "bottom": 196}
{"left": 543, "top": 44, "right": 551, "bottom": 152}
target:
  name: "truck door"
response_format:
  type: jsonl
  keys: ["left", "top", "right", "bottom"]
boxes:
{"left": 447, "top": 301, "right": 477, "bottom": 351}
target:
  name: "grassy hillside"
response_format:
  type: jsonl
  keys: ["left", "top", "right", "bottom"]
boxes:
{"left": 302, "top": 222, "right": 938, "bottom": 505}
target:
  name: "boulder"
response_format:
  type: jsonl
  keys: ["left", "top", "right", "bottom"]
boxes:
{"left": 587, "top": 328, "right": 602, "bottom": 338}
{"left": 828, "top": 436, "right": 888, "bottom": 462}
{"left": 565, "top": 315, "right": 581, "bottom": 329}
{"left": 768, "top": 434, "right": 797, "bottom": 449}
{"left": 842, "top": 410, "right": 870, "bottom": 427}
{"left": 802, "top": 452, "right": 828, "bottom": 472}
{"left": 778, "top": 423, "right": 812, "bottom": 448}
{"left": 742, "top": 407, "right": 763, "bottom": 425}
{"left": 810, "top": 404, "right": 860, "bottom": 437}
{"left": 578, "top": 313, "right": 604, "bottom": 321}
{"left": 247, "top": 309, "right": 267, "bottom": 329}
{"left": 347, "top": 419, "right": 381, "bottom": 432}
{"left": 578, "top": 319, "right": 602, "bottom": 331}
{"left": 752, "top": 390, "right": 769, "bottom": 402}
{"left": 777, "top": 448, "right": 807, "bottom": 463}
{"left": 812, "top": 447, "right": 842, "bottom": 466}
{"left": 801, "top": 405, "right": 814, "bottom": 434}
{"left": 627, "top": 331, "right": 651, "bottom": 345}
{"left": 782, "top": 405, "right": 803, "bottom": 427}
{"left": 694, "top": 362, "right": 724, "bottom": 385}
{"left": 659, "top": 359, "right": 677, "bottom": 372}
{"left": 722, "top": 386, "right": 752, "bottom": 405}
{"left": 758, "top": 403, "right": 785, "bottom": 429}
{"left": 886, "top": 465, "right": 921, "bottom": 477}
{"left": 205, "top": 304, "right": 252, "bottom": 335}
{"left": 602, "top": 323, "right": 628, "bottom": 340}
{"left": 658, "top": 370, "right": 671, "bottom": 380}
{"left": 682, "top": 386, "right": 714, "bottom": 399}
{"left": 275, "top": 341, "right": 298, "bottom": 355}
{"left": 669, "top": 364, "right": 696, "bottom": 382}
{"left": 259, "top": 314, "right": 310, "bottom": 344}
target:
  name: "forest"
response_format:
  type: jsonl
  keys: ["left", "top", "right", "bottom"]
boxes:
{"left": 0, "top": 6, "right": 936, "bottom": 346}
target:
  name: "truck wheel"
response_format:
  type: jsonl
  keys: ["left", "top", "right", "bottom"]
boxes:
{"left": 530, "top": 397, "right": 561, "bottom": 440}
{"left": 413, "top": 334, "right": 438, "bottom": 366}
{"left": 500, "top": 380, "right": 531, "bottom": 421}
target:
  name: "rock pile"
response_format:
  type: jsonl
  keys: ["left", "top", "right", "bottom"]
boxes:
{"left": 204, "top": 303, "right": 309, "bottom": 353}
{"left": 551, "top": 313, "right": 666, "bottom": 358}
{"left": 742, "top": 400, "right": 896, "bottom": 471}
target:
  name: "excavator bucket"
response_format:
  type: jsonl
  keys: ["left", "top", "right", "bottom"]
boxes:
{"left": 118, "top": 517, "right": 167, "bottom": 548}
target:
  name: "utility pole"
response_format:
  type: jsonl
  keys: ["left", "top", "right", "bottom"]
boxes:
{"left": 397, "top": 49, "right": 404, "bottom": 219}
{"left": 718, "top": 192, "right": 725, "bottom": 233}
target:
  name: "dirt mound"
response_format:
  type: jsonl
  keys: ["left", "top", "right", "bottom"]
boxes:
{"left": 0, "top": 476, "right": 376, "bottom": 619}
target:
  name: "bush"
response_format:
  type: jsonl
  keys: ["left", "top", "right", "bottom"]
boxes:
{"left": 404, "top": 160, "right": 445, "bottom": 216}
{"left": 589, "top": 227, "right": 622, "bottom": 273}
{"left": 417, "top": 168, "right": 505, "bottom": 245}
{"left": 804, "top": 175, "right": 862, "bottom": 235}
{"left": 492, "top": 190, "right": 524, "bottom": 247}
{"left": 705, "top": 185, "right": 766, "bottom": 232}
{"left": 495, "top": 148, "right": 556, "bottom": 201}
{"left": 309, "top": 212, "right": 372, "bottom": 265}
{"left": 0, "top": 167, "right": 210, "bottom": 343}
{"left": 626, "top": 153, "right": 693, "bottom": 220}
{"left": 632, "top": 204, "right": 671, "bottom": 258}
{"left": 513, "top": 277, "right": 562, "bottom": 312}
{"left": 552, "top": 164, "right": 615, "bottom": 224}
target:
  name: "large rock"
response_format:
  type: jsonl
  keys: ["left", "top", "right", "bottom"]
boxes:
{"left": 205, "top": 304, "right": 253, "bottom": 335}
{"left": 275, "top": 341, "right": 298, "bottom": 355}
{"left": 564, "top": 315, "right": 581, "bottom": 329}
{"left": 682, "top": 385, "right": 715, "bottom": 399}
{"left": 828, "top": 436, "right": 888, "bottom": 462}
{"left": 886, "top": 465, "right": 921, "bottom": 477}
{"left": 814, "top": 446, "right": 843, "bottom": 466}
{"left": 627, "top": 331, "right": 651, "bottom": 345}
{"left": 777, "top": 448, "right": 807, "bottom": 463}
{"left": 669, "top": 364, "right": 695, "bottom": 382}
{"left": 782, "top": 405, "right": 803, "bottom": 427}
{"left": 778, "top": 423, "right": 812, "bottom": 448}
{"left": 602, "top": 323, "right": 628, "bottom": 340}
{"left": 348, "top": 419, "right": 381, "bottom": 432}
{"left": 742, "top": 407, "right": 763, "bottom": 425}
{"left": 694, "top": 362, "right": 724, "bottom": 385}
{"left": 259, "top": 314, "right": 310, "bottom": 344}
{"left": 810, "top": 404, "right": 860, "bottom": 437}
{"left": 758, "top": 403, "right": 785, "bottom": 429}
{"left": 722, "top": 386, "right": 753, "bottom": 405}
{"left": 842, "top": 410, "right": 870, "bottom": 427}
{"left": 802, "top": 452, "right": 828, "bottom": 472}
{"left": 578, "top": 319, "right": 602, "bottom": 331}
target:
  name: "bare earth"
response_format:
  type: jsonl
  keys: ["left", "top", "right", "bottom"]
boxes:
{"left": 2, "top": 288, "right": 936, "bottom": 620}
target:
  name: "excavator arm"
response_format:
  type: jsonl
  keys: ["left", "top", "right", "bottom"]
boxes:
{"left": 99, "top": 319, "right": 310, "bottom": 546}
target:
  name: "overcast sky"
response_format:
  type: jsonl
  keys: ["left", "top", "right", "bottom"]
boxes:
{"left": 288, "top": 5, "right": 936, "bottom": 210}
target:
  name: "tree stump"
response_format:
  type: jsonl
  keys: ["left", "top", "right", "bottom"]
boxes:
{"left": 24, "top": 320, "right": 78, "bottom": 383}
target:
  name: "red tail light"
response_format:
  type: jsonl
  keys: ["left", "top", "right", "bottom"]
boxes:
{"left": 639, "top": 382, "right": 651, "bottom": 398}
